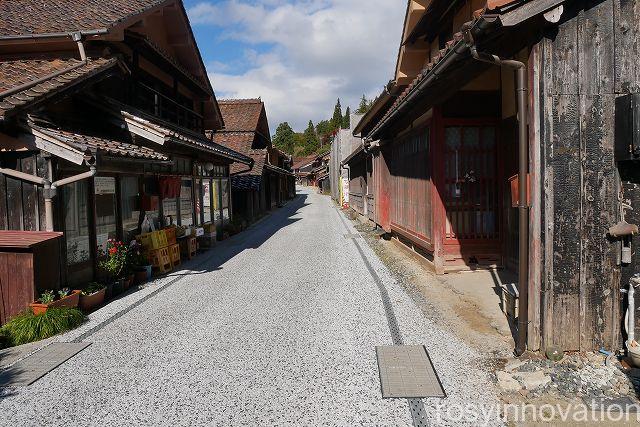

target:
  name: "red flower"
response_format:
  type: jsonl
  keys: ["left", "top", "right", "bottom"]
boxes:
{"left": 109, "top": 247, "right": 118, "bottom": 256}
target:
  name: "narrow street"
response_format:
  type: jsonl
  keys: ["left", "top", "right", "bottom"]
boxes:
{"left": 0, "top": 188, "right": 500, "bottom": 426}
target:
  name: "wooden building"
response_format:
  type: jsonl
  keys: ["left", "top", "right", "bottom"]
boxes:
{"left": 211, "top": 99, "right": 295, "bottom": 224}
{"left": 329, "top": 113, "right": 364, "bottom": 207}
{"left": 353, "top": 0, "right": 640, "bottom": 353}
{"left": 293, "top": 153, "right": 329, "bottom": 187}
{"left": 0, "top": 0, "right": 253, "bottom": 286}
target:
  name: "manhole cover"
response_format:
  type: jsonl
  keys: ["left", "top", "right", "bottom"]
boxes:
{"left": 376, "top": 345, "right": 445, "bottom": 398}
{"left": 0, "top": 342, "right": 91, "bottom": 387}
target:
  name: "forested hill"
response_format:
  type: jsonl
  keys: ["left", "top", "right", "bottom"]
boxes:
{"left": 272, "top": 95, "right": 373, "bottom": 157}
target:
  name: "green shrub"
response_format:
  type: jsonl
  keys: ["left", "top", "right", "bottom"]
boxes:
{"left": 0, "top": 327, "right": 10, "bottom": 350}
{"left": 3, "top": 308, "right": 86, "bottom": 346}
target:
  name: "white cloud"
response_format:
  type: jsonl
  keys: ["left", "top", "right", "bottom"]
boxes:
{"left": 188, "top": 0, "right": 405, "bottom": 131}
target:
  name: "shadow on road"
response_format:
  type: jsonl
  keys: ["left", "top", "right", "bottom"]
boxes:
{"left": 184, "top": 193, "right": 309, "bottom": 275}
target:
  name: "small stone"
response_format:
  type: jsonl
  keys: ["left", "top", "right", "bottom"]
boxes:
{"left": 497, "top": 371, "right": 522, "bottom": 392}
{"left": 504, "top": 359, "right": 526, "bottom": 372}
{"left": 516, "top": 370, "right": 552, "bottom": 390}
{"left": 619, "top": 383, "right": 631, "bottom": 394}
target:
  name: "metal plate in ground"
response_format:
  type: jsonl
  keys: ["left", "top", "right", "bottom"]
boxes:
{"left": 0, "top": 343, "right": 91, "bottom": 387}
{"left": 344, "top": 233, "right": 362, "bottom": 239}
{"left": 376, "top": 345, "right": 446, "bottom": 398}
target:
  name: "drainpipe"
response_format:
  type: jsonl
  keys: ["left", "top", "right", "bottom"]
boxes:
{"left": 0, "top": 157, "right": 95, "bottom": 232}
{"left": 462, "top": 27, "right": 530, "bottom": 357}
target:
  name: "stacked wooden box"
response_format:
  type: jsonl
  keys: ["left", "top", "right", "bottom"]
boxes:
{"left": 137, "top": 230, "right": 174, "bottom": 274}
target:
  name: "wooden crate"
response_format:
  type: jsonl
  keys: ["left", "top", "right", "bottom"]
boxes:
{"left": 137, "top": 230, "right": 168, "bottom": 251}
{"left": 179, "top": 237, "right": 197, "bottom": 260}
{"left": 147, "top": 247, "right": 172, "bottom": 274}
{"left": 163, "top": 227, "right": 177, "bottom": 246}
{"left": 169, "top": 244, "right": 181, "bottom": 267}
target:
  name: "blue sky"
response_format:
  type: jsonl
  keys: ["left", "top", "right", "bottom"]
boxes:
{"left": 184, "top": 0, "right": 405, "bottom": 131}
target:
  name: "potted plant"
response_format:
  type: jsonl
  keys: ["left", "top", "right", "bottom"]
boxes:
{"left": 30, "top": 288, "right": 81, "bottom": 315}
{"left": 78, "top": 282, "right": 106, "bottom": 313}
{"left": 130, "top": 241, "right": 152, "bottom": 283}
{"left": 98, "top": 239, "right": 129, "bottom": 297}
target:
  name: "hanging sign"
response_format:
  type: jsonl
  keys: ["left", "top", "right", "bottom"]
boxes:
{"left": 94, "top": 177, "right": 116, "bottom": 195}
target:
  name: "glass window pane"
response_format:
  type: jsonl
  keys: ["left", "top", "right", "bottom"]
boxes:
{"left": 63, "top": 181, "right": 91, "bottom": 265}
{"left": 463, "top": 127, "right": 480, "bottom": 149}
{"left": 94, "top": 177, "right": 117, "bottom": 252}
{"left": 162, "top": 198, "right": 178, "bottom": 226}
{"left": 445, "top": 127, "right": 461, "bottom": 150}
{"left": 120, "top": 176, "right": 140, "bottom": 243}
{"left": 180, "top": 178, "right": 193, "bottom": 226}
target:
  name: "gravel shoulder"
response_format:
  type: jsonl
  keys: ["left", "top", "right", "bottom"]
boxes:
{"left": 0, "top": 189, "right": 503, "bottom": 426}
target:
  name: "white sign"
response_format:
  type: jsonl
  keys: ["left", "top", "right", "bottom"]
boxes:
{"left": 342, "top": 177, "right": 350, "bottom": 204}
{"left": 95, "top": 177, "right": 116, "bottom": 195}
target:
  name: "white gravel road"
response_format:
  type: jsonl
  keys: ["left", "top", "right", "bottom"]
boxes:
{"left": 0, "top": 188, "right": 502, "bottom": 426}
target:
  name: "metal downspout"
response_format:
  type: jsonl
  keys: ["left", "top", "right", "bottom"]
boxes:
{"left": 462, "top": 27, "right": 530, "bottom": 357}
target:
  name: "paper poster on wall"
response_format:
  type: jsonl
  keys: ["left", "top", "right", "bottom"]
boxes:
{"left": 96, "top": 233, "right": 109, "bottom": 252}
{"left": 203, "top": 181, "right": 211, "bottom": 207}
{"left": 342, "top": 177, "right": 350, "bottom": 204}
{"left": 94, "top": 177, "right": 116, "bottom": 195}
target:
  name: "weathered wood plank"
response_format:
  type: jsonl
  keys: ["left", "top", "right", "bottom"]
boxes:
{"left": 578, "top": 0, "right": 615, "bottom": 95}
{"left": 550, "top": 94, "right": 582, "bottom": 350}
{"left": 614, "top": 0, "right": 640, "bottom": 93}
{"left": 0, "top": 173, "right": 7, "bottom": 231}
{"left": 579, "top": 94, "right": 619, "bottom": 350}
{"left": 36, "top": 154, "right": 48, "bottom": 231}
{"left": 5, "top": 157, "right": 23, "bottom": 231}
{"left": 21, "top": 156, "right": 38, "bottom": 231}
{"left": 548, "top": 8, "right": 579, "bottom": 95}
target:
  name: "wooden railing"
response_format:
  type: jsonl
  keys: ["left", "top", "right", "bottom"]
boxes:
{"left": 135, "top": 82, "right": 203, "bottom": 132}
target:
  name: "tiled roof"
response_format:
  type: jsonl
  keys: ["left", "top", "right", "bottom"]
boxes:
{"left": 217, "top": 99, "right": 264, "bottom": 133}
{"left": 95, "top": 96, "right": 253, "bottom": 165}
{"left": 369, "top": 1, "right": 561, "bottom": 138}
{"left": 32, "top": 125, "right": 169, "bottom": 161}
{"left": 212, "top": 131, "right": 266, "bottom": 189}
{"left": 292, "top": 156, "right": 316, "bottom": 170}
{"left": 231, "top": 175, "right": 262, "bottom": 191}
{"left": 0, "top": 56, "right": 118, "bottom": 119}
{"left": 0, "top": 0, "right": 167, "bottom": 37}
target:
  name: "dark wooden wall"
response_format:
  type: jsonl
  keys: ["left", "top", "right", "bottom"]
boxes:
{"left": 0, "top": 153, "right": 48, "bottom": 232}
{"left": 537, "top": 0, "right": 640, "bottom": 352}
{"left": 349, "top": 157, "right": 366, "bottom": 216}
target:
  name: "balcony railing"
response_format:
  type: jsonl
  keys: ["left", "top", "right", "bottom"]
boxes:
{"left": 134, "top": 82, "right": 204, "bottom": 132}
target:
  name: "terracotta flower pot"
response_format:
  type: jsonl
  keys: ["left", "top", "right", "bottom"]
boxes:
{"left": 78, "top": 288, "right": 106, "bottom": 313}
{"left": 30, "top": 290, "right": 81, "bottom": 315}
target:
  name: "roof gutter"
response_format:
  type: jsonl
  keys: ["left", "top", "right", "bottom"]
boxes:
{"left": 0, "top": 28, "right": 108, "bottom": 42}
{"left": 367, "top": 16, "right": 498, "bottom": 141}
{"left": 0, "top": 32, "right": 89, "bottom": 100}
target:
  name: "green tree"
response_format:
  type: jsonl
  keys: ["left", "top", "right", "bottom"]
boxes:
{"left": 303, "top": 120, "right": 319, "bottom": 155}
{"left": 342, "top": 106, "right": 351, "bottom": 129}
{"left": 272, "top": 122, "right": 296, "bottom": 154}
{"left": 356, "top": 94, "right": 370, "bottom": 114}
{"left": 331, "top": 98, "right": 343, "bottom": 131}
{"left": 315, "top": 120, "right": 332, "bottom": 138}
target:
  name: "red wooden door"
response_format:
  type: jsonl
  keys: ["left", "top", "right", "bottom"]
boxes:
{"left": 443, "top": 126, "right": 499, "bottom": 243}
